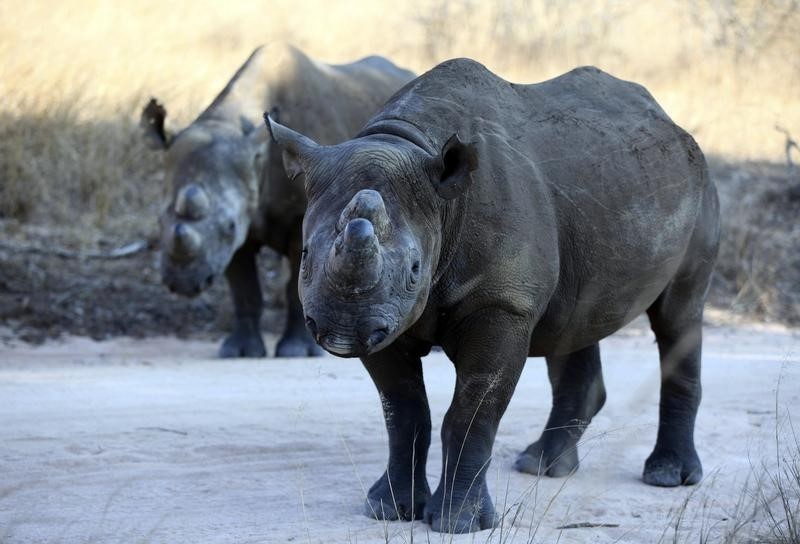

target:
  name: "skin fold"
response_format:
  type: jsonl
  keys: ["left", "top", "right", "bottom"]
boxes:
{"left": 141, "top": 43, "right": 414, "bottom": 357}
{"left": 267, "top": 59, "right": 720, "bottom": 533}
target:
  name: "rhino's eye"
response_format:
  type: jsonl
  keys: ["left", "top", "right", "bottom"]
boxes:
{"left": 222, "top": 219, "right": 236, "bottom": 238}
{"left": 410, "top": 260, "right": 421, "bottom": 283}
{"left": 405, "top": 253, "right": 421, "bottom": 292}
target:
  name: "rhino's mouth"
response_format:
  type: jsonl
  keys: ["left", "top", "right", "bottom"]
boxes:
{"left": 165, "top": 272, "right": 216, "bottom": 297}
{"left": 309, "top": 321, "right": 394, "bottom": 358}
{"left": 319, "top": 332, "right": 364, "bottom": 357}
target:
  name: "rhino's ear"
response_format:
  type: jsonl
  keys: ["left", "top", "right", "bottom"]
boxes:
{"left": 140, "top": 98, "right": 172, "bottom": 150}
{"left": 263, "top": 113, "right": 320, "bottom": 181}
{"left": 432, "top": 134, "right": 478, "bottom": 200}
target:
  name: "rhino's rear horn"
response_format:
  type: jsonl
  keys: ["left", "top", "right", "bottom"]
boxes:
{"left": 170, "top": 223, "right": 202, "bottom": 258}
{"left": 175, "top": 184, "right": 210, "bottom": 219}
{"left": 337, "top": 189, "right": 390, "bottom": 240}
{"left": 327, "top": 218, "right": 383, "bottom": 292}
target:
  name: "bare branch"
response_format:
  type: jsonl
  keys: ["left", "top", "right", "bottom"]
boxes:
{"left": 775, "top": 125, "right": 799, "bottom": 172}
{"left": 0, "top": 239, "right": 149, "bottom": 260}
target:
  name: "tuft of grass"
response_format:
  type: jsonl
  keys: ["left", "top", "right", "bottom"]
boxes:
{"left": 659, "top": 369, "right": 800, "bottom": 544}
{"left": 758, "top": 450, "right": 800, "bottom": 543}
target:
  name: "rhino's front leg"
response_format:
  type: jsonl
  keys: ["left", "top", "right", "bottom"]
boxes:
{"left": 425, "top": 310, "right": 530, "bottom": 533}
{"left": 361, "top": 340, "right": 431, "bottom": 521}
{"left": 276, "top": 227, "right": 324, "bottom": 358}
{"left": 219, "top": 244, "right": 267, "bottom": 358}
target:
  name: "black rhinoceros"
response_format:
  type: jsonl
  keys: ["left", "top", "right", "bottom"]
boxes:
{"left": 266, "top": 59, "right": 720, "bottom": 532}
{"left": 141, "top": 43, "right": 414, "bottom": 357}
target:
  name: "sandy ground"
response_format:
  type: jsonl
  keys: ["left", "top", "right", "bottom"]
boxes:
{"left": 1, "top": 319, "right": 798, "bottom": 543}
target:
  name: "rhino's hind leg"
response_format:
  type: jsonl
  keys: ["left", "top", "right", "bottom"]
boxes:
{"left": 515, "top": 343, "right": 606, "bottom": 477}
{"left": 362, "top": 341, "right": 432, "bottom": 521}
{"left": 220, "top": 244, "right": 267, "bottom": 358}
{"left": 643, "top": 299, "right": 704, "bottom": 487}
{"left": 642, "top": 183, "right": 718, "bottom": 487}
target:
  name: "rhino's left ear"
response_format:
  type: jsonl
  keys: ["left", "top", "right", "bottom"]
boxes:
{"left": 140, "top": 98, "right": 172, "bottom": 150}
{"left": 263, "top": 113, "right": 320, "bottom": 182}
{"left": 432, "top": 134, "right": 479, "bottom": 200}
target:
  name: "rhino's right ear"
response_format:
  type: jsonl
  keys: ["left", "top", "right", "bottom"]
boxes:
{"left": 430, "top": 134, "right": 479, "bottom": 200}
{"left": 263, "top": 113, "right": 320, "bottom": 181}
{"left": 140, "top": 98, "right": 172, "bottom": 150}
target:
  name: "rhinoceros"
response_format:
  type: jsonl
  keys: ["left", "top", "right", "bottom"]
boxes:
{"left": 141, "top": 43, "right": 414, "bottom": 357}
{"left": 266, "top": 59, "right": 720, "bottom": 532}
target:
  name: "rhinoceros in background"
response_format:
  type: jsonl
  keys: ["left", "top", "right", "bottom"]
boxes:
{"left": 141, "top": 43, "right": 414, "bottom": 358}
{"left": 266, "top": 60, "right": 720, "bottom": 532}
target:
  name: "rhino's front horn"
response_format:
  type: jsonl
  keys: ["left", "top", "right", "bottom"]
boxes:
{"left": 170, "top": 223, "right": 202, "bottom": 258}
{"left": 338, "top": 189, "right": 390, "bottom": 241}
{"left": 175, "top": 184, "right": 210, "bottom": 219}
{"left": 327, "top": 218, "right": 383, "bottom": 293}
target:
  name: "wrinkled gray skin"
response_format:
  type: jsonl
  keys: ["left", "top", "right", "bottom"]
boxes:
{"left": 141, "top": 43, "right": 414, "bottom": 358}
{"left": 267, "top": 59, "right": 720, "bottom": 532}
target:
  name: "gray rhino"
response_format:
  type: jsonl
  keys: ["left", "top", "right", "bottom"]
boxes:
{"left": 141, "top": 43, "right": 414, "bottom": 357}
{"left": 266, "top": 59, "right": 720, "bottom": 532}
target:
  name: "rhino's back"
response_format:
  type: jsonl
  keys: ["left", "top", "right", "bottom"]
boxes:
{"left": 387, "top": 60, "right": 714, "bottom": 352}
{"left": 516, "top": 68, "right": 713, "bottom": 352}
{"left": 197, "top": 43, "right": 413, "bottom": 144}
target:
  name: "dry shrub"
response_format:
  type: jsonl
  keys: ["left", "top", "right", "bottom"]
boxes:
{"left": 711, "top": 158, "right": 800, "bottom": 324}
{"left": 0, "top": 108, "right": 164, "bottom": 230}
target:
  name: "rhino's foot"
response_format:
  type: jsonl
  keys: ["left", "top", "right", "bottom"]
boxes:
{"left": 423, "top": 484, "right": 497, "bottom": 533}
{"left": 365, "top": 470, "right": 429, "bottom": 521}
{"left": 514, "top": 436, "right": 579, "bottom": 477}
{"left": 275, "top": 334, "right": 324, "bottom": 358}
{"left": 643, "top": 446, "right": 702, "bottom": 487}
{"left": 219, "top": 324, "right": 266, "bottom": 358}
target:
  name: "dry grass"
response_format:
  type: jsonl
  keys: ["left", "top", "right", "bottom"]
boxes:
{"left": 660, "top": 378, "right": 800, "bottom": 544}
{"left": 1, "top": 0, "right": 798, "bottom": 322}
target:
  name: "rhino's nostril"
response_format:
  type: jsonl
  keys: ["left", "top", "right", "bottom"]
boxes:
{"left": 305, "top": 316, "right": 318, "bottom": 338}
{"left": 367, "top": 327, "right": 389, "bottom": 348}
{"left": 204, "top": 275, "right": 214, "bottom": 288}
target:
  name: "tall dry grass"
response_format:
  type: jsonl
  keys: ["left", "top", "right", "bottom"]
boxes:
{"left": 2, "top": 0, "right": 799, "bottom": 228}
{"left": 1, "top": 0, "right": 798, "bottom": 323}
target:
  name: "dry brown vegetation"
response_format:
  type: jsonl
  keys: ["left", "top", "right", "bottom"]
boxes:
{"left": 1, "top": 0, "right": 798, "bottom": 334}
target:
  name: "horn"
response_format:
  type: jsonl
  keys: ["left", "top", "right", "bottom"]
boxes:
{"left": 170, "top": 223, "right": 202, "bottom": 258}
{"left": 175, "top": 184, "right": 210, "bottom": 219}
{"left": 337, "top": 189, "right": 390, "bottom": 241}
{"left": 327, "top": 218, "right": 383, "bottom": 292}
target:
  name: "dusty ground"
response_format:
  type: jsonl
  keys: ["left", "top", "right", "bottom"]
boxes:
{"left": 1, "top": 318, "right": 797, "bottom": 543}
{"left": 0, "top": 222, "right": 290, "bottom": 345}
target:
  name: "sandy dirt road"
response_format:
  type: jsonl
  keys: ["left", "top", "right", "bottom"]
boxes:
{"left": 1, "top": 320, "right": 798, "bottom": 543}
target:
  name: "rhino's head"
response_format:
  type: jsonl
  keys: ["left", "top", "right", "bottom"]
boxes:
{"left": 142, "top": 99, "right": 265, "bottom": 296}
{"left": 266, "top": 115, "right": 477, "bottom": 357}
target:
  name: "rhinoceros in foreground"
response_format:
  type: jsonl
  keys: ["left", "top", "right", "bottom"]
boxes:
{"left": 141, "top": 43, "right": 414, "bottom": 357}
{"left": 267, "top": 59, "right": 720, "bottom": 532}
